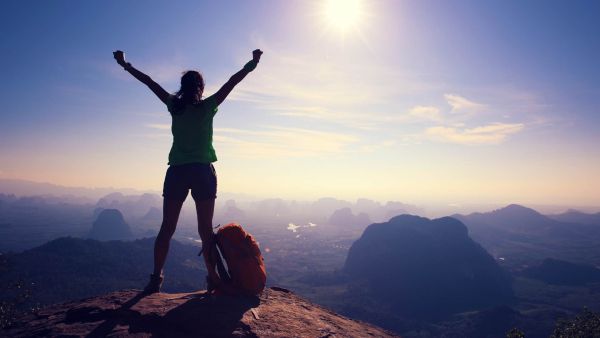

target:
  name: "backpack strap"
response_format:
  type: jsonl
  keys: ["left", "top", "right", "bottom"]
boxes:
{"left": 213, "top": 239, "right": 231, "bottom": 283}
{"left": 199, "top": 236, "right": 231, "bottom": 283}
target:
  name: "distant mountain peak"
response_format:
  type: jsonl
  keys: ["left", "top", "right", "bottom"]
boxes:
{"left": 496, "top": 204, "right": 540, "bottom": 215}
{"left": 384, "top": 214, "right": 469, "bottom": 238}
{"left": 548, "top": 209, "right": 600, "bottom": 225}
{"left": 328, "top": 207, "right": 372, "bottom": 228}
{"left": 88, "top": 208, "right": 133, "bottom": 241}
{"left": 487, "top": 204, "right": 547, "bottom": 223}
{"left": 388, "top": 213, "right": 428, "bottom": 223}
{"left": 457, "top": 204, "right": 558, "bottom": 233}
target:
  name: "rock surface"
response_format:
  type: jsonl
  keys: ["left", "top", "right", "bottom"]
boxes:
{"left": 4, "top": 287, "right": 397, "bottom": 337}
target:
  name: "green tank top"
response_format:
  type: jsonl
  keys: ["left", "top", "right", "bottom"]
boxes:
{"left": 165, "top": 95, "right": 219, "bottom": 165}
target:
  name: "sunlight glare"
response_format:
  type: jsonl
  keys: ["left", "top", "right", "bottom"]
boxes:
{"left": 322, "top": 0, "right": 364, "bottom": 33}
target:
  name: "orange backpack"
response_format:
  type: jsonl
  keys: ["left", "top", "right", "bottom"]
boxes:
{"left": 211, "top": 223, "right": 266, "bottom": 296}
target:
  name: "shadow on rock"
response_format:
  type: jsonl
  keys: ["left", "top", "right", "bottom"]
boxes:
{"left": 64, "top": 292, "right": 260, "bottom": 337}
{"left": 157, "top": 294, "right": 260, "bottom": 337}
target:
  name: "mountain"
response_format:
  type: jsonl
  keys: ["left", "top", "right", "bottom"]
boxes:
{"left": 349, "top": 199, "right": 423, "bottom": 223}
{"left": 0, "top": 178, "right": 153, "bottom": 201}
{"left": 0, "top": 194, "right": 95, "bottom": 252}
{"left": 253, "top": 198, "right": 291, "bottom": 219}
{"left": 521, "top": 258, "right": 600, "bottom": 286}
{"left": 221, "top": 199, "right": 245, "bottom": 221}
{"left": 0, "top": 237, "right": 206, "bottom": 307}
{"left": 425, "top": 304, "right": 565, "bottom": 338}
{"left": 343, "top": 214, "right": 513, "bottom": 320}
{"left": 453, "top": 204, "right": 553, "bottom": 232}
{"left": 311, "top": 197, "right": 353, "bottom": 218}
{"left": 96, "top": 193, "right": 161, "bottom": 220}
{"left": 328, "top": 207, "right": 371, "bottom": 228}
{"left": 3, "top": 288, "right": 397, "bottom": 337}
{"left": 88, "top": 209, "right": 134, "bottom": 241}
{"left": 453, "top": 204, "right": 600, "bottom": 268}
{"left": 548, "top": 209, "right": 600, "bottom": 226}
{"left": 141, "top": 206, "right": 162, "bottom": 221}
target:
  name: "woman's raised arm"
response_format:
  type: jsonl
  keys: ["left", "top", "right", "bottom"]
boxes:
{"left": 209, "top": 49, "right": 263, "bottom": 107}
{"left": 113, "top": 50, "right": 170, "bottom": 104}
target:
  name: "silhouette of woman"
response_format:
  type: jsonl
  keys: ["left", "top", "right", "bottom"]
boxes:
{"left": 113, "top": 49, "right": 263, "bottom": 293}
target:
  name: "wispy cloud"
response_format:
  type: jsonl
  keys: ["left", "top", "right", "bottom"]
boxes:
{"left": 357, "top": 139, "right": 397, "bottom": 152}
{"left": 214, "top": 126, "right": 359, "bottom": 158}
{"left": 137, "top": 40, "right": 534, "bottom": 150}
{"left": 409, "top": 105, "right": 442, "bottom": 122}
{"left": 271, "top": 105, "right": 383, "bottom": 130}
{"left": 145, "top": 123, "right": 170, "bottom": 130}
{"left": 444, "top": 94, "right": 485, "bottom": 113}
{"left": 404, "top": 94, "right": 527, "bottom": 145}
{"left": 221, "top": 46, "right": 434, "bottom": 131}
{"left": 425, "top": 123, "right": 524, "bottom": 145}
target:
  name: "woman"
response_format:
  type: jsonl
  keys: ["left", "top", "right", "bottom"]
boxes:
{"left": 113, "top": 49, "right": 263, "bottom": 294}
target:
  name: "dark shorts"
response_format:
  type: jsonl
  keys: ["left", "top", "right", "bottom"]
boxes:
{"left": 162, "top": 163, "right": 217, "bottom": 201}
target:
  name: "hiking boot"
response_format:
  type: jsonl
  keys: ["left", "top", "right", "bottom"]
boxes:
{"left": 143, "top": 273, "right": 163, "bottom": 294}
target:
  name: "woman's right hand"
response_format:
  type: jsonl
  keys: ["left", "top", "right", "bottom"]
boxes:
{"left": 113, "top": 50, "right": 126, "bottom": 66}
{"left": 252, "top": 49, "right": 263, "bottom": 62}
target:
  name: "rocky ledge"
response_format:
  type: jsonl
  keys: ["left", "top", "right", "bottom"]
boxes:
{"left": 4, "top": 287, "right": 397, "bottom": 337}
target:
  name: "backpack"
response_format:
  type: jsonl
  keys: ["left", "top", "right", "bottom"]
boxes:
{"left": 204, "top": 223, "right": 266, "bottom": 296}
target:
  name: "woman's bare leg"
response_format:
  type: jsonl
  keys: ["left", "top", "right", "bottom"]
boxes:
{"left": 152, "top": 198, "right": 185, "bottom": 276}
{"left": 195, "top": 198, "right": 219, "bottom": 283}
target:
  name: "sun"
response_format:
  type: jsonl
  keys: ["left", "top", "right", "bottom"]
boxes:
{"left": 321, "top": 0, "right": 364, "bottom": 34}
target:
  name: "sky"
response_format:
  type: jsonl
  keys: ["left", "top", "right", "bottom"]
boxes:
{"left": 0, "top": 0, "right": 599, "bottom": 206}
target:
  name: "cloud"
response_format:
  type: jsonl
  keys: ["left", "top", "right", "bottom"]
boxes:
{"left": 143, "top": 120, "right": 361, "bottom": 157}
{"left": 425, "top": 122, "right": 524, "bottom": 145}
{"left": 272, "top": 105, "right": 383, "bottom": 130}
{"left": 213, "top": 126, "right": 359, "bottom": 158}
{"left": 218, "top": 46, "right": 432, "bottom": 131}
{"left": 145, "top": 123, "right": 171, "bottom": 130}
{"left": 409, "top": 105, "right": 442, "bottom": 122}
{"left": 444, "top": 94, "right": 485, "bottom": 113}
{"left": 141, "top": 123, "right": 171, "bottom": 140}
{"left": 357, "top": 139, "right": 397, "bottom": 152}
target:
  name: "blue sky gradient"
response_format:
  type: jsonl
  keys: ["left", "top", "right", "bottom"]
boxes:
{"left": 1, "top": 0, "right": 599, "bottom": 205}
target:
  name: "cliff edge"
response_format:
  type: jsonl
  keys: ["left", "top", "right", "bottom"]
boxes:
{"left": 4, "top": 287, "right": 397, "bottom": 337}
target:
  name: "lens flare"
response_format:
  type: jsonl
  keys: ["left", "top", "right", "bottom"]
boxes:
{"left": 322, "top": 0, "right": 364, "bottom": 33}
